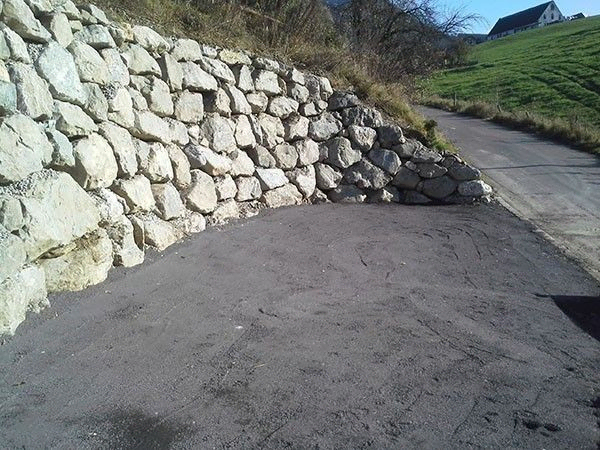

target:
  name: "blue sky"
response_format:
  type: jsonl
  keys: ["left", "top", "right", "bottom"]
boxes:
{"left": 446, "top": 1, "right": 600, "bottom": 34}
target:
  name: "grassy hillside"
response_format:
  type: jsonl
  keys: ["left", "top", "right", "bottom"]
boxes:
{"left": 424, "top": 16, "right": 600, "bottom": 147}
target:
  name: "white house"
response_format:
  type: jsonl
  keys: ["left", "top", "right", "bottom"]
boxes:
{"left": 488, "top": 2, "right": 565, "bottom": 40}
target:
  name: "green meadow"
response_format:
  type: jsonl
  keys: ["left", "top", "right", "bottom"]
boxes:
{"left": 426, "top": 16, "right": 600, "bottom": 130}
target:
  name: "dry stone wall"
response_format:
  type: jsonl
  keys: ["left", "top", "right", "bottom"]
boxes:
{"left": 0, "top": 0, "right": 492, "bottom": 335}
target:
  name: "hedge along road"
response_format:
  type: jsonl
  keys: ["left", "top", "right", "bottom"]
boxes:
{"left": 418, "top": 106, "right": 600, "bottom": 281}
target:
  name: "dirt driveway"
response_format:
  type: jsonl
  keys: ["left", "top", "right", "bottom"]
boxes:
{"left": 1, "top": 203, "right": 599, "bottom": 449}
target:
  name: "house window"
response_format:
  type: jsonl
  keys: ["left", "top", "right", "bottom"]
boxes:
{"left": 544, "top": 14, "right": 546, "bottom": 20}
{"left": 551, "top": 13, "right": 554, "bottom": 20}
{"left": 551, "top": 3, "right": 555, "bottom": 9}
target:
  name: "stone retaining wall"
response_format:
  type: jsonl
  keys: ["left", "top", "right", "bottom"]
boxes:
{"left": 0, "top": 0, "right": 492, "bottom": 335}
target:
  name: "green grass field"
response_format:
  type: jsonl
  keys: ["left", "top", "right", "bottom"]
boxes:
{"left": 426, "top": 16, "right": 600, "bottom": 130}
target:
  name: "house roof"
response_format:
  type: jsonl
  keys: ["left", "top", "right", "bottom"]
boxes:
{"left": 488, "top": 2, "right": 553, "bottom": 36}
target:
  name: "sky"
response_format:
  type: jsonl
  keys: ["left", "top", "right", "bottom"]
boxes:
{"left": 444, "top": 0, "right": 600, "bottom": 34}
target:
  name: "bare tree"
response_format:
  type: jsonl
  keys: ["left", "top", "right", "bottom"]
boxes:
{"left": 333, "top": 0, "right": 480, "bottom": 79}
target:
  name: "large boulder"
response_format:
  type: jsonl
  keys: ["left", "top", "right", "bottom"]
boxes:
{"left": 183, "top": 170, "right": 217, "bottom": 214}
{"left": 136, "top": 141, "right": 174, "bottom": 182}
{"left": 421, "top": 176, "right": 457, "bottom": 200}
{"left": 261, "top": 184, "right": 302, "bottom": 208}
{"left": 54, "top": 101, "right": 98, "bottom": 138}
{"left": 71, "top": 133, "right": 118, "bottom": 190}
{"left": 68, "top": 40, "right": 110, "bottom": 85}
{"left": 9, "top": 62, "right": 53, "bottom": 120}
{"left": 201, "top": 114, "right": 236, "bottom": 153}
{"left": 181, "top": 62, "right": 218, "bottom": 92}
{"left": 255, "top": 167, "right": 288, "bottom": 190}
{"left": 325, "top": 137, "right": 361, "bottom": 169}
{"left": 34, "top": 42, "right": 87, "bottom": 106}
{"left": 315, "top": 162, "right": 342, "bottom": 190}
{"left": 121, "top": 43, "right": 161, "bottom": 76}
{"left": 2, "top": 0, "right": 52, "bottom": 42}
{"left": 286, "top": 165, "right": 316, "bottom": 198}
{"left": 0, "top": 265, "right": 48, "bottom": 336}
{"left": 344, "top": 159, "right": 392, "bottom": 190}
{"left": 0, "top": 170, "right": 100, "bottom": 260}
{"left": 111, "top": 175, "right": 155, "bottom": 212}
{"left": 0, "top": 113, "right": 53, "bottom": 184}
{"left": 38, "top": 228, "right": 113, "bottom": 293}
{"left": 183, "top": 144, "right": 232, "bottom": 176}
{"left": 151, "top": 182, "right": 185, "bottom": 220}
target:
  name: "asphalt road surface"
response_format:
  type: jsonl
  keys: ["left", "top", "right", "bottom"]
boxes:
{"left": 1, "top": 203, "right": 599, "bottom": 449}
{"left": 418, "top": 106, "right": 600, "bottom": 281}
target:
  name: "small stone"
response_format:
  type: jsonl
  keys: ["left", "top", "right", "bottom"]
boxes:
{"left": 255, "top": 167, "right": 288, "bottom": 190}
{"left": 369, "top": 186, "right": 400, "bottom": 203}
{"left": 75, "top": 24, "right": 115, "bottom": 49}
{"left": 97, "top": 122, "right": 138, "bottom": 178}
{"left": 9, "top": 62, "right": 53, "bottom": 119}
{"left": 121, "top": 43, "right": 161, "bottom": 76}
{"left": 132, "top": 25, "right": 170, "bottom": 54}
{"left": 184, "top": 144, "right": 232, "bottom": 176}
{"left": 286, "top": 165, "right": 316, "bottom": 198}
{"left": 308, "top": 113, "right": 342, "bottom": 141}
{"left": 287, "top": 83, "right": 309, "bottom": 103}
{"left": 247, "top": 91, "right": 269, "bottom": 113}
{"left": 247, "top": 145, "right": 276, "bottom": 168}
{"left": 253, "top": 70, "right": 281, "bottom": 96}
{"left": 229, "top": 149, "right": 255, "bottom": 177}
{"left": 283, "top": 114, "right": 309, "bottom": 141}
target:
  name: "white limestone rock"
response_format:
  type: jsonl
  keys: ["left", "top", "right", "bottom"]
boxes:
{"left": 35, "top": 42, "right": 87, "bottom": 106}
{"left": 284, "top": 114, "right": 309, "bottom": 141}
{"left": 130, "top": 212, "right": 180, "bottom": 251}
{"left": 166, "top": 143, "right": 191, "bottom": 189}
{"left": 0, "top": 113, "right": 53, "bottom": 183}
{"left": 82, "top": 82, "right": 108, "bottom": 121}
{"left": 9, "top": 62, "right": 53, "bottom": 119}
{"left": 151, "top": 182, "right": 185, "bottom": 220}
{"left": 46, "top": 127, "right": 74, "bottom": 170}
{"left": 135, "top": 140, "right": 174, "bottom": 182}
{"left": 203, "top": 88, "right": 231, "bottom": 116}
{"left": 233, "top": 115, "right": 256, "bottom": 149}
{"left": 294, "top": 139, "right": 319, "bottom": 167}
{"left": 183, "top": 144, "right": 232, "bottom": 176}
{"left": 247, "top": 145, "right": 276, "bottom": 168}
{"left": 158, "top": 52, "right": 182, "bottom": 92}
{"left": 235, "top": 176, "right": 261, "bottom": 202}
{"left": 225, "top": 84, "right": 252, "bottom": 115}
{"left": 255, "top": 167, "right": 287, "bottom": 190}
{"left": 261, "top": 183, "right": 302, "bottom": 208}
{"left": 89, "top": 187, "right": 126, "bottom": 224}
{"left": 201, "top": 114, "right": 237, "bottom": 153}
{"left": 181, "top": 61, "right": 217, "bottom": 92}
{"left": 268, "top": 96, "right": 299, "bottom": 118}
{"left": 211, "top": 199, "right": 240, "bottom": 224}
{"left": 105, "top": 214, "right": 144, "bottom": 267}
{"left": 130, "top": 110, "right": 170, "bottom": 144}
{"left": 75, "top": 24, "right": 115, "bottom": 49}
{"left": 44, "top": 12, "right": 73, "bottom": 48}
{"left": 247, "top": 91, "right": 268, "bottom": 113}
{"left": 233, "top": 64, "right": 254, "bottom": 92}
{"left": 344, "top": 159, "right": 392, "bottom": 190}
{"left": 39, "top": 228, "right": 113, "bottom": 292}
{"left": 348, "top": 125, "right": 377, "bottom": 152}
{"left": 328, "top": 184, "right": 366, "bottom": 203}
{"left": 97, "top": 122, "right": 138, "bottom": 178}
{"left": 71, "top": 133, "right": 118, "bottom": 190}
{"left": 122, "top": 43, "right": 161, "bottom": 76}
{"left": 229, "top": 149, "right": 255, "bottom": 177}
{"left": 286, "top": 165, "right": 316, "bottom": 198}
{"left": 132, "top": 25, "right": 170, "bottom": 54}
{"left": 214, "top": 175, "right": 237, "bottom": 201}
{"left": 197, "top": 55, "right": 235, "bottom": 84}
{"left": 1, "top": 170, "right": 100, "bottom": 260}
{"left": 141, "top": 77, "right": 173, "bottom": 117}
{"left": 369, "top": 148, "right": 402, "bottom": 175}
{"left": 308, "top": 113, "right": 342, "bottom": 141}
{"left": 171, "top": 38, "right": 202, "bottom": 61}
{"left": 325, "top": 137, "right": 361, "bottom": 169}
{"left": 0, "top": 227, "right": 26, "bottom": 284}
{"left": 183, "top": 169, "right": 217, "bottom": 214}
{"left": 253, "top": 70, "right": 281, "bottom": 96}
{"left": 271, "top": 143, "right": 298, "bottom": 170}
{"left": 68, "top": 40, "right": 110, "bottom": 85}
{"left": 2, "top": 0, "right": 52, "bottom": 42}
{"left": 0, "top": 265, "right": 48, "bottom": 336}
{"left": 54, "top": 100, "right": 98, "bottom": 138}
{"left": 111, "top": 175, "right": 155, "bottom": 213}
{"left": 107, "top": 87, "right": 135, "bottom": 128}
{"left": 315, "top": 162, "right": 342, "bottom": 190}
{"left": 101, "top": 48, "right": 130, "bottom": 85}
{"left": 458, "top": 180, "right": 492, "bottom": 197}
{"left": 257, "top": 113, "right": 284, "bottom": 148}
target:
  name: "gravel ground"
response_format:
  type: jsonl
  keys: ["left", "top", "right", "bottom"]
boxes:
{"left": 1, "top": 202, "right": 599, "bottom": 449}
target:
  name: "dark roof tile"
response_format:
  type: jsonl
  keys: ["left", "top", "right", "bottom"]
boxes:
{"left": 488, "top": 2, "right": 552, "bottom": 36}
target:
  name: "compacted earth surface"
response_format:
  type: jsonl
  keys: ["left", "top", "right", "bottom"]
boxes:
{"left": 1, "top": 203, "right": 599, "bottom": 449}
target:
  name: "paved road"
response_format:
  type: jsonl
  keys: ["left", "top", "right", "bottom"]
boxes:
{"left": 1, "top": 204, "right": 599, "bottom": 449}
{"left": 418, "top": 106, "right": 600, "bottom": 280}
